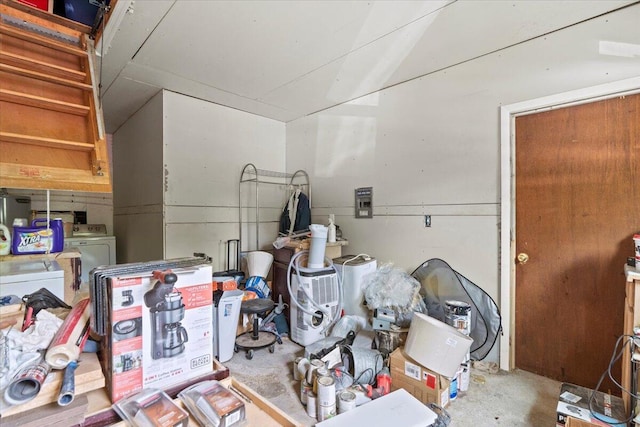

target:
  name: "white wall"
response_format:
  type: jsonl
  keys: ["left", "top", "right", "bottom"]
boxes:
{"left": 286, "top": 5, "right": 640, "bottom": 363}
{"left": 113, "top": 91, "right": 165, "bottom": 263}
{"left": 113, "top": 90, "right": 287, "bottom": 268}
{"left": 162, "top": 91, "right": 286, "bottom": 266}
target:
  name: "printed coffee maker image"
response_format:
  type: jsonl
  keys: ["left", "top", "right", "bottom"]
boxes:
{"left": 144, "top": 270, "right": 188, "bottom": 359}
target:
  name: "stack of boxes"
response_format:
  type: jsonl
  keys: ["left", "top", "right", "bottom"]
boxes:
{"left": 103, "top": 264, "right": 217, "bottom": 403}
{"left": 389, "top": 311, "right": 473, "bottom": 409}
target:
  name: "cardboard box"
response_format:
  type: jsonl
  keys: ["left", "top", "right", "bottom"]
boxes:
{"left": 389, "top": 347, "right": 450, "bottom": 408}
{"left": 104, "top": 264, "right": 214, "bottom": 403}
{"left": 556, "top": 383, "right": 626, "bottom": 427}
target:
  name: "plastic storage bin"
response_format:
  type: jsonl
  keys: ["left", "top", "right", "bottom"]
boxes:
{"left": 63, "top": 0, "right": 107, "bottom": 26}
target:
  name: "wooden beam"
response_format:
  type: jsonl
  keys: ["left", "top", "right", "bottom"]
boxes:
{"left": 0, "top": 51, "right": 86, "bottom": 82}
{"left": 0, "top": 1, "right": 90, "bottom": 35}
{"left": 0, "top": 63, "right": 92, "bottom": 90}
{"left": 0, "top": 161, "right": 112, "bottom": 192}
{"left": 0, "top": 22, "right": 85, "bottom": 56}
{"left": 0, "top": 131, "right": 95, "bottom": 151}
{"left": 0, "top": 89, "right": 90, "bottom": 115}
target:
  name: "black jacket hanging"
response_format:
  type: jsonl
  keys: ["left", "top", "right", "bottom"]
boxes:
{"left": 279, "top": 189, "right": 311, "bottom": 235}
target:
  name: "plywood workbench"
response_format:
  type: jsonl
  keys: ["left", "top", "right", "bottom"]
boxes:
{"left": 85, "top": 376, "right": 302, "bottom": 427}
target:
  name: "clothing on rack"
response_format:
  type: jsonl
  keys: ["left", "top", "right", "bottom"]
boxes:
{"left": 279, "top": 189, "right": 311, "bottom": 235}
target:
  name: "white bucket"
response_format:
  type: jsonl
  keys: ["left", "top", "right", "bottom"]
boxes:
{"left": 246, "top": 251, "right": 274, "bottom": 278}
{"left": 308, "top": 224, "right": 328, "bottom": 269}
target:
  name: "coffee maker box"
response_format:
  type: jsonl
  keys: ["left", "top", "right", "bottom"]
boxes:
{"left": 105, "top": 264, "right": 214, "bottom": 403}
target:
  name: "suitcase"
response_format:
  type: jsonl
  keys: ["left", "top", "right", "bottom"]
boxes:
{"left": 212, "top": 239, "right": 245, "bottom": 285}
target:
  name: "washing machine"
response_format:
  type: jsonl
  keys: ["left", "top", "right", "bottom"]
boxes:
{"left": 64, "top": 229, "right": 116, "bottom": 284}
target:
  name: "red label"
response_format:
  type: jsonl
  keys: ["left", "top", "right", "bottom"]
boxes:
{"left": 179, "top": 282, "right": 213, "bottom": 309}
{"left": 424, "top": 372, "right": 437, "bottom": 389}
{"left": 113, "top": 369, "right": 143, "bottom": 402}
{"left": 112, "top": 306, "right": 142, "bottom": 322}
{"left": 112, "top": 277, "right": 143, "bottom": 288}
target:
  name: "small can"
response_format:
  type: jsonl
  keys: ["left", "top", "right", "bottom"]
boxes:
{"left": 316, "top": 375, "right": 336, "bottom": 407}
{"left": 317, "top": 403, "right": 336, "bottom": 422}
{"left": 306, "top": 392, "right": 317, "bottom": 419}
{"left": 300, "top": 380, "right": 312, "bottom": 406}
{"left": 449, "top": 373, "right": 458, "bottom": 401}
{"left": 306, "top": 359, "right": 325, "bottom": 385}
{"left": 445, "top": 300, "right": 472, "bottom": 336}
{"left": 337, "top": 390, "right": 356, "bottom": 413}
{"left": 459, "top": 364, "right": 470, "bottom": 392}
{"left": 313, "top": 366, "right": 330, "bottom": 394}
{"left": 293, "top": 357, "right": 303, "bottom": 381}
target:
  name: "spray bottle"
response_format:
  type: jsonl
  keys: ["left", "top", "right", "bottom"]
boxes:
{"left": 327, "top": 214, "right": 336, "bottom": 243}
{"left": 0, "top": 224, "right": 11, "bottom": 255}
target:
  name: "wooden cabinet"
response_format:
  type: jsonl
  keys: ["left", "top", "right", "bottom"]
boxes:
{"left": 0, "top": 0, "right": 111, "bottom": 192}
{"left": 272, "top": 246, "right": 296, "bottom": 324}
{"left": 622, "top": 264, "right": 640, "bottom": 423}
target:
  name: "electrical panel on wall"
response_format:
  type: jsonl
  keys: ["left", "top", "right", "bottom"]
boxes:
{"left": 355, "top": 187, "right": 373, "bottom": 218}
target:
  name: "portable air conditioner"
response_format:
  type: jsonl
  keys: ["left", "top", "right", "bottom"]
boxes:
{"left": 290, "top": 267, "right": 340, "bottom": 346}
{"left": 333, "top": 255, "right": 377, "bottom": 319}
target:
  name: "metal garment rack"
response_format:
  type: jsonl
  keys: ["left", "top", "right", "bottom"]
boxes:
{"left": 239, "top": 163, "right": 310, "bottom": 252}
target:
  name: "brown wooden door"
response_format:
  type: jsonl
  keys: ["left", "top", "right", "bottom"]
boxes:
{"left": 515, "top": 93, "right": 640, "bottom": 391}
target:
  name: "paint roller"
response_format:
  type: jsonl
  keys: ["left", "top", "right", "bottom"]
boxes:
{"left": 45, "top": 298, "right": 91, "bottom": 406}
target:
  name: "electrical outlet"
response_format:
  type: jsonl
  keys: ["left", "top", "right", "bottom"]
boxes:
{"left": 425, "top": 215, "right": 431, "bottom": 227}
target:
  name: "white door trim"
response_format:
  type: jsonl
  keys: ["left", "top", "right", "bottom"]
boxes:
{"left": 499, "top": 76, "right": 640, "bottom": 371}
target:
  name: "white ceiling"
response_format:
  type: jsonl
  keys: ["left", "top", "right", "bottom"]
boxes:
{"left": 97, "top": 0, "right": 636, "bottom": 133}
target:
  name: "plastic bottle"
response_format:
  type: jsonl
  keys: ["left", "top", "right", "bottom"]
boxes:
{"left": 0, "top": 224, "right": 11, "bottom": 255}
{"left": 327, "top": 214, "right": 336, "bottom": 243}
{"left": 11, "top": 218, "right": 64, "bottom": 254}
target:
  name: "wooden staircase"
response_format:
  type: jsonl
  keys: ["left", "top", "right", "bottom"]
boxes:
{"left": 0, "top": 0, "right": 111, "bottom": 192}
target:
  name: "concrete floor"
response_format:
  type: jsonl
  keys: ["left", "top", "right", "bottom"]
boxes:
{"left": 224, "top": 336, "right": 562, "bottom": 426}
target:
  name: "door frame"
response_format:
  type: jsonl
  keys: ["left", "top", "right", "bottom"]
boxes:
{"left": 499, "top": 76, "right": 640, "bottom": 371}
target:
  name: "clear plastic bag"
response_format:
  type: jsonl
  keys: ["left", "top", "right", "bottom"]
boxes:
{"left": 363, "top": 263, "right": 426, "bottom": 327}
{"left": 178, "top": 380, "right": 246, "bottom": 427}
{"left": 112, "top": 388, "right": 189, "bottom": 427}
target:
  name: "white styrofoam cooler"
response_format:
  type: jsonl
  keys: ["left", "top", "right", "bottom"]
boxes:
{"left": 404, "top": 312, "right": 474, "bottom": 378}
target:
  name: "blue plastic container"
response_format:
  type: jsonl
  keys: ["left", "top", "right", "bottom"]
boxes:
{"left": 63, "top": 0, "right": 107, "bottom": 26}
{"left": 12, "top": 218, "right": 64, "bottom": 255}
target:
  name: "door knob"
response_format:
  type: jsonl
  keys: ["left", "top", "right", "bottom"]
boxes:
{"left": 517, "top": 253, "right": 529, "bottom": 264}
